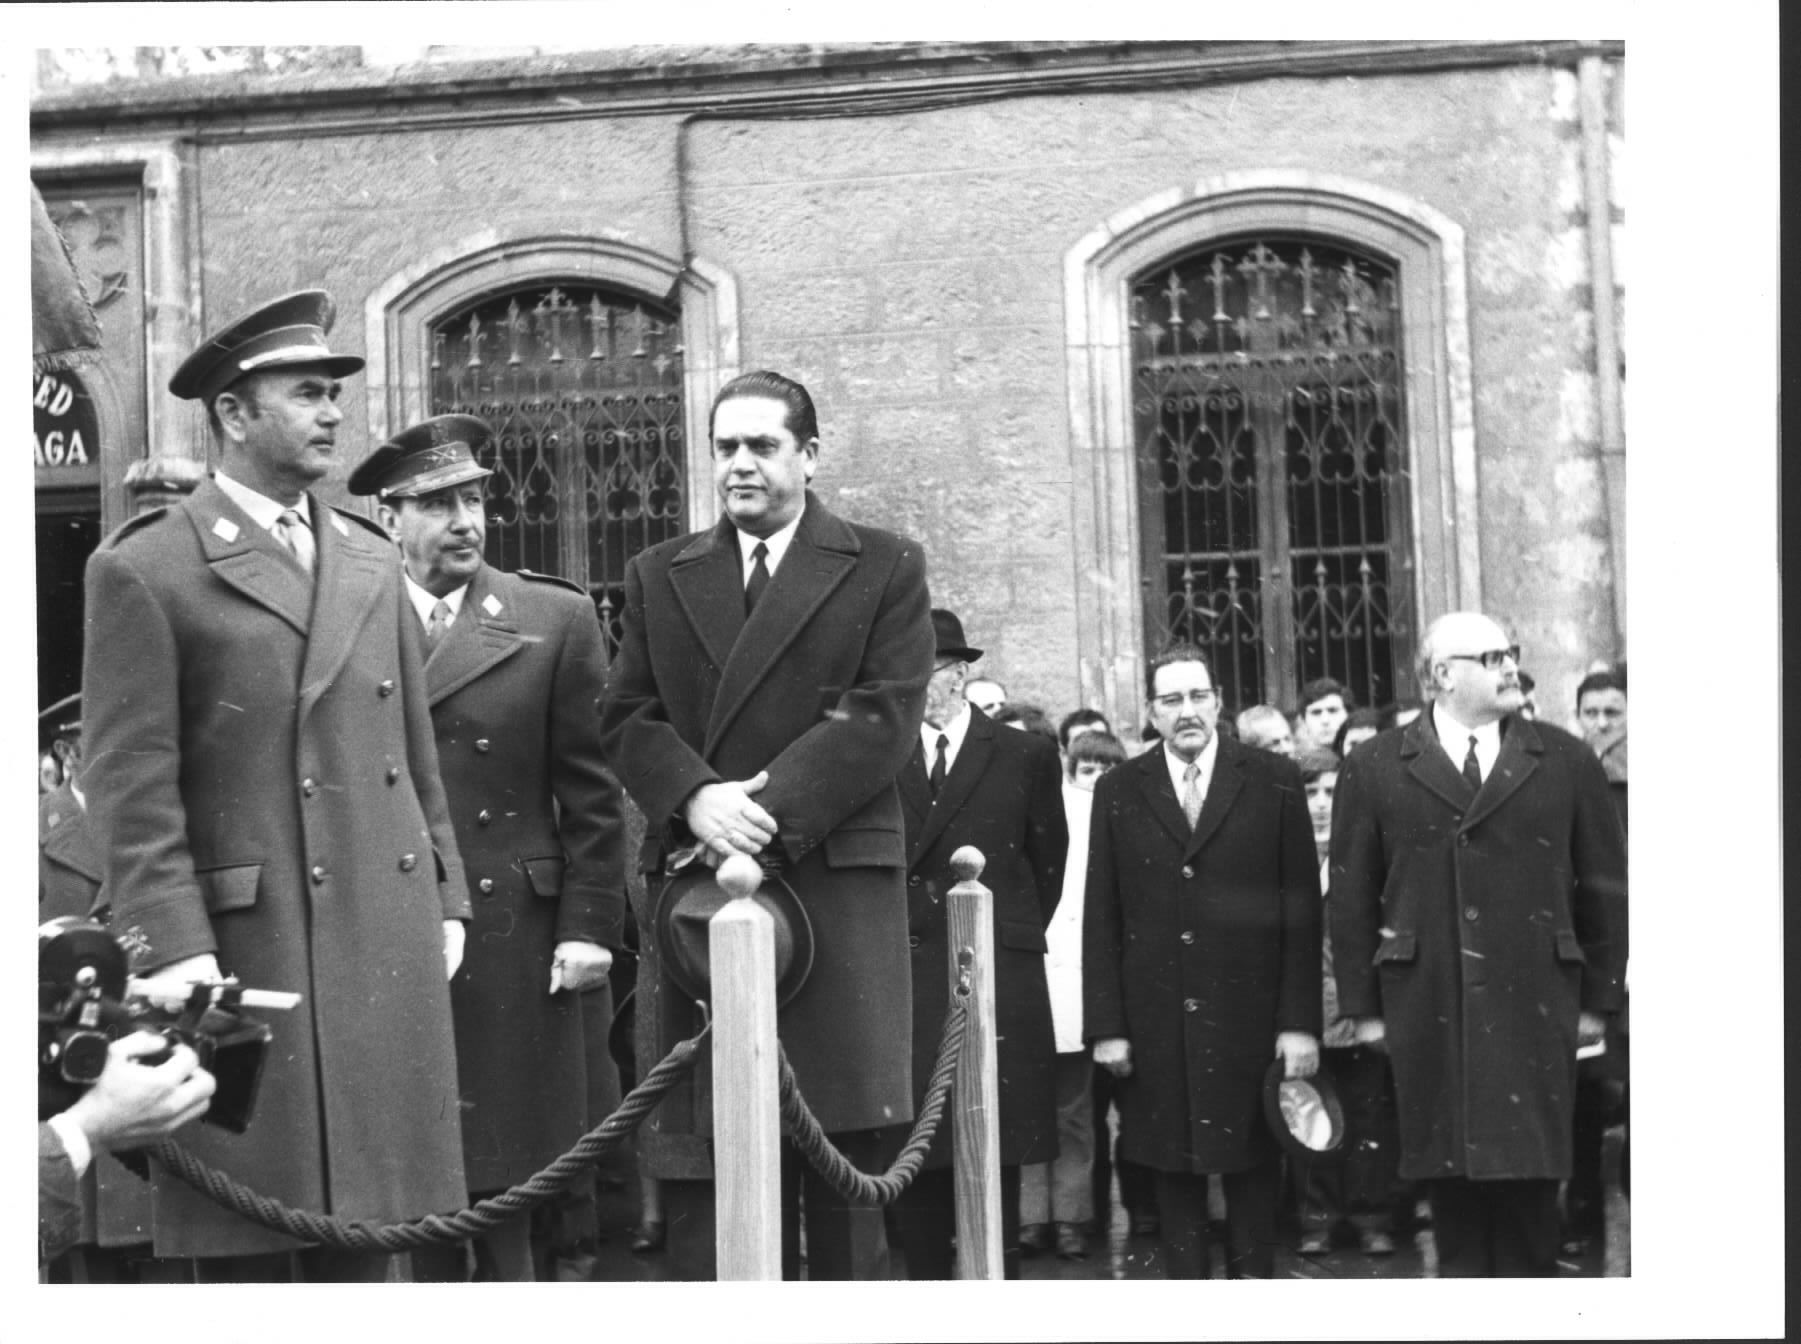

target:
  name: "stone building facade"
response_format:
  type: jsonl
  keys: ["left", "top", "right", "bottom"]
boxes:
{"left": 31, "top": 40, "right": 1625, "bottom": 732}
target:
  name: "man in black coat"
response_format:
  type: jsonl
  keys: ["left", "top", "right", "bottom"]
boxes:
{"left": 884, "top": 610, "right": 1067, "bottom": 1278}
{"left": 351, "top": 414, "right": 626, "bottom": 1281}
{"left": 1084, "top": 644, "right": 1321, "bottom": 1279}
{"left": 1329, "top": 612, "right": 1626, "bottom": 1276}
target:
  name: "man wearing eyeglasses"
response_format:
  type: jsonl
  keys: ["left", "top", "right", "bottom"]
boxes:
{"left": 1329, "top": 611, "right": 1626, "bottom": 1277}
{"left": 1083, "top": 644, "right": 1322, "bottom": 1278}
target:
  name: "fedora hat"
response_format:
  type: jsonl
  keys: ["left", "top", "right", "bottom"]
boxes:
{"left": 653, "top": 864, "right": 814, "bottom": 1008}
{"left": 930, "top": 608, "right": 983, "bottom": 663}
{"left": 168, "top": 289, "right": 364, "bottom": 406}
{"left": 1262, "top": 1058, "right": 1347, "bottom": 1161}
{"left": 347, "top": 412, "right": 495, "bottom": 499}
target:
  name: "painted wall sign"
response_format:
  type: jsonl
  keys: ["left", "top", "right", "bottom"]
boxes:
{"left": 34, "top": 369, "right": 100, "bottom": 471}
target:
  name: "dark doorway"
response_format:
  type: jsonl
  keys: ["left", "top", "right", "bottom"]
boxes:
{"left": 37, "top": 494, "right": 101, "bottom": 711}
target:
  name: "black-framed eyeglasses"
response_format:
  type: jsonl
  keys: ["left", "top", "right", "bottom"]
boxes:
{"left": 1444, "top": 645, "right": 1521, "bottom": 671}
{"left": 1152, "top": 689, "right": 1219, "bottom": 710}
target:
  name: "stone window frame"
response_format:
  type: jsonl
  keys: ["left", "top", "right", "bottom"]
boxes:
{"left": 1063, "top": 170, "right": 1479, "bottom": 730}
{"left": 365, "top": 230, "right": 740, "bottom": 531}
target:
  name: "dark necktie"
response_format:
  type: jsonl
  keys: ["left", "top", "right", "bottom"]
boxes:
{"left": 425, "top": 599, "right": 453, "bottom": 654}
{"left": 929, "top": 733, "right": 950, "bottom": 795}
{"left": 1461, "top": 735, "right": 1483, "bottom": 792}
{"left": 744, "top": 541, "right": 770, "bottom": 615}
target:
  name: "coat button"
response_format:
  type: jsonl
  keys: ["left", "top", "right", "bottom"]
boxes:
{"left": 1458, "top": 834, "right": 1470, "bottom": 848}
{"left": 908, "top": 935, "right": 921, "bottom": 950}
{"left": 301, "top": 778, "right": 317, "bottom": 797}
{"left": 386, "top": 766, "right": 400, "bottom": 785}
{"left": 399, "top": 854, "right": 417, "bottom": 873}
{"left": 478, "top": 878, "right": 495, "bottom": 894}
{"left": 1180, "top": 930, "right": 1195, "bottom": 945}
{"left": 1181, "top": 866, "right": 1195, "bottom": 879}
{"left": 378, "top": 680, "right": 395, "bottom": 697}
{"left": 1463, "top": 905, "right": 1479, "bottom": 922}
{"left": 908, "top": 875, "right": 922, "bottom": 887}
{"left": 311, "top": 866, "right": 327, "bottom": 885}
{"left": 477, "top": 809, "right": 493, "bottom": 826}
{"left": 1183, "top": 997, "right": 1199, "bottom": 1013}
{"left": 475, "top": 739, "right": 491, "bottom": 753}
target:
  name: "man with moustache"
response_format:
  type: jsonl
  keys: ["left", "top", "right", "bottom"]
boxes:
{"left": 599, "top": 369, "right": 934, "bottom": 1280}
{"left": 1084, "top": 644, "right": 1322, "bottom": 1279}
{"left": 1329, "top": 612, "right": 1627, "bottom": 1276}
{"left": 79, "top": 291, "right": 469, "bottom": 1280}
{"left": 350, "top": 414, "right": 626, "bottom": 1281}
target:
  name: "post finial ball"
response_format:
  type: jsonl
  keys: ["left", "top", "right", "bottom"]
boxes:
{"left": 949, "top": 846, "right": 986, "bottom": 883}
{"left": 716, "top": 852, "right": 765, "bottom": 900}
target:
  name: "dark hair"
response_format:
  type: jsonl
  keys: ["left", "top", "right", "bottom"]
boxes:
{"left": 1067, "top": 730, "right": 1127, "bottom": 772}
{"left": 1298, "top": 677, "right": 1353, "bottom": 713}
{"left": 994, "top": 702, "right": 1057, "bottom": 742}
{"left": 1145, "top": 643, "right": 1215, "bottom": 699}
{"left": 1575, "top": 669, "right": 1627, "bottom": 705}
{"left": 1295, "top": 746, "right": 1340, "bottom": 784}
{"left": 1331, "top": 707, "right": 1382, "bottom": 757}
{"left": 710, "top": 370, "right": 819, "bottom": 444}
{"left": 1058, "top": 707, "right": 1111, "bottom": 751}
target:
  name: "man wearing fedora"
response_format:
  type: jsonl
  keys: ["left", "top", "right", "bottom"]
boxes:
{"left": 884, "top": 609, "right": 1067, "bottom": 1277}
{"left": 599, "top": 368, "right": 934, "bottom": 1280}
{"left": 1329, "top": 611, "right": 1626, "bottom": 1276}
{"left": 350, "top": 413, "right": 627, "bottom": 1281}
{"left": 1083, "top": 643, "right": 1322, "bottom": 1279}
{"left": 79, "top": 291, "right": 470, "bottom": 1280}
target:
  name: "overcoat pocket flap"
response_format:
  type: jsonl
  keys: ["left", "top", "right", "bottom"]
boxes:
{"left": 997, "top": 920, "right": 1048, "bottom": 954}
{"left": 1372, "top": 931, "right": 1417, "bottom": 965}
{"left": 1552, "top": 929, "right": 1588, "bottom": 964}
{"left": 197, "top": 864, "right": 261, "bottom": 913}
{"left": 822, "top": 825, "right": 904, "bottom": 870}
{"left": 523, "top": 856, "right": 566, "bottom": 897}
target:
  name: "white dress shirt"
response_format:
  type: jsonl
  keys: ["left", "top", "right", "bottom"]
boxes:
{"left": 921, "top": 702, "right": 972, "bottom": 777}
{"left": 1432, "top": 704, "right": 1502, "bottom": 783}
{"left": 735, "top": 501, "right": 805, "bottom": 588}
{"left": 403, "top": 573, "right": 471, "bottom": 631}
{"left": 1162, "top": 733, "right": 1220, "bottom": 810}
{"left": 215, "top": 469, "right": 313, "bottom": 538}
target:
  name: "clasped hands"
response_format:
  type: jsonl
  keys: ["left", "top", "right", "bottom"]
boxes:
{"left": 1094, "top": 1031, "right": 1320, "bottom": 1080}
{"left": 683, "top": 770, "right": 777, "bottom": 869}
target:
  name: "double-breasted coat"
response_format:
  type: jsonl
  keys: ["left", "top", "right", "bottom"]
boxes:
{"left": 80, "top": 476, "right": 470, "bottom": 1257}
{"left": 599, "top": 493, "right": 934, "bottom": 1178}
{"left": 895, "top": 708, "right": 1067, "bottom": 1168}
{"left": 1083, "top": 735, "right": 1322, "bottom": 1174}
{"left": 1328, "top": 712, "right": 1627, "bottom": 1181}
{"left": 423, "top": 564, "right": 627, "bottom": 1194}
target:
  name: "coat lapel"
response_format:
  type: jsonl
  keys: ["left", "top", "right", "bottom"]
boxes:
{"left": 702, "top": 497, "right": 859, "bottom": 759}
{"left": 184, "top": 478, "right": 311, "bottom": 636}
{"left": 297, "top": 500, "right": 392, "bottom": 728}
{"left": 1133, "top": 749, "right": 1193, "bottom": 852}
{"left": 425, "top": 568, "right": 526, "bottom": 705}
{"left": 1403, "top": 710, "right": 1475, "bottom": 814}
{"left": 898, "top": 739, "right": 933, "bottom": 836}
{"left": 1463, "top": 715, "right": 1542, "bottom": 831}
{"left": 910, "top": 710, "right": 995, "bottom": 866}
{"left": 669, "top": 520, "right": 746, "bottom": 671}
{"left": 1185, "top": 735, "right": 1246, "bottom": 858}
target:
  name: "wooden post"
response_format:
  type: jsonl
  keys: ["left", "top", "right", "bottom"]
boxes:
{"left": 946, "top": 845, "right": 1002, "bottom": 1280}
{"left": 710, "top": 853, "right": 781, "bottom": 1281}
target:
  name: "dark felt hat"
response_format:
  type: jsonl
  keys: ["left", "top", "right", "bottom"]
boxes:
{"left": 931, "top": 608, "right": 983, "bottom": 663}
{"left": 168, "top": 290, "right": 364, "bottom": 405}
{"left": 1262, "top": 1058, "right": 1347, "bottom": 1160}
{"left": 654, "top": 864, "right": 814, "bottom": 1008}
{"left": 346, "top": 413, "right": 495, "bottom": 498}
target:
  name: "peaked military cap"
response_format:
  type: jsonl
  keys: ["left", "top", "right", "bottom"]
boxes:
{"left": 168, "top": 289, "right": 364, "bottom": 405}
{"left": 347, "top": 413, "right": 495, "bottom": 499}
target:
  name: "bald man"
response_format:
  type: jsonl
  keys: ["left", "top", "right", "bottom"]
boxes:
{"left": 1328, "top": 612, "right": 1626, "bottom": 1276}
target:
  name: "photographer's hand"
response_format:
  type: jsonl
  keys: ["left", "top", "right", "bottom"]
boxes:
{"left": 62, "top": 1032, "right": 216, "bottom": 1153}
{"left": 142, "top": 952, "right": 222, "bottom": 988}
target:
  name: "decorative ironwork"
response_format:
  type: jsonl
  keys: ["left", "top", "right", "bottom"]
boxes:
{"left": 1132, "top": 236, "right": 1414, "bottom": 714}
{"left": 429, "top": 284, "right": 686, "bottom": 656}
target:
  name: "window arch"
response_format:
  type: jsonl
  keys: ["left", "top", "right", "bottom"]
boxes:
{"left": 1064, "top": 173, "right": 1476, "bottom": 730}
{"left": 367, "top": 233, "right": 739, "bottom": 654}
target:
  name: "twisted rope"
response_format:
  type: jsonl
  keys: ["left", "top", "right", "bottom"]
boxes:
{"left": 145, "top": 1027, "right": 709, "bottom": 1252}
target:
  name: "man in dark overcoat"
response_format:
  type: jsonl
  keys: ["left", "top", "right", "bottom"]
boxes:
{"left": 1084, "top": 644, "right": 1321, "bottom": 1279}
{"left": 351, "top": 414, "right": 626, "bottom": 1281}
{"left": 79, "top": 291, "right": 470, "bottom": 1280}
{"left": 1329, "top": 611, "right": 1626, "bottom": 1276}
{"left": 598, "top": 369, "right": 934, "bottom": 1280}
{"left": 884, "top": 609, "right": 1067, "bottom": 1279}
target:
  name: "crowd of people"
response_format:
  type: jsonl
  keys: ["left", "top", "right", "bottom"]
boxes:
{"left": 39, "top": 287, "right": 1628, "bottom": 1283}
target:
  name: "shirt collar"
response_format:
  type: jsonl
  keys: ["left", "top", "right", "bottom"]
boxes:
{"left": 922, "top": 702, "right": 972, "bottom": 760}
{"left": 1431, "top": 702, "right": 1502, "bottom": 752}
{"left": 735, "top": 501, "right": 806, "bottom": 581}
{"left": 215, "top": 470, "right": 311, "bottom": 532}
{"left": 1163, "top": 732, "right": 1220, "bottom": 797}
{"left": 403, "top": 571, "right": 471, "bottom": 626}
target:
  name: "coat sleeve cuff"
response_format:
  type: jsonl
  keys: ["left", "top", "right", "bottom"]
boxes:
{"left": 555, "top": 886, "right": 626, "bottom": 949}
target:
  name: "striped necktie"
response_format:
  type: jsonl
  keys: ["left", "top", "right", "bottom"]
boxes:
{"left": 275, "top": 508, "right": 315, "bottom": 575}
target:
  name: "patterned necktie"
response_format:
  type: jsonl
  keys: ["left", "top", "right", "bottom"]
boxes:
{"left": 745, "top": 541, "right": 770, "bottom": 614}
{"left": 275, "top": 508, "right": 315, "bottom": 575}
{"left": 1461, "top": 735, "right": 1483, "bottom": 793}
{"left": 425, "top": 599, "right": 453, "bottom": 653}
{"left": 1181, "top": 760, "right": 1204, "bottom": 830}
{"left": 929, "top": 733, "right": 950, "bottom": 795}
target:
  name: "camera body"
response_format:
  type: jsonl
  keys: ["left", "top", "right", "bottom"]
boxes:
{"left": 39, "top": 917, "right": 275, "bottom": 1133}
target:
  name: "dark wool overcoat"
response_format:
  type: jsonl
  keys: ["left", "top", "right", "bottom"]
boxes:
{"left": 894, "top": 708, "right": 1067, "bottom": 1169}
{"left": 1328, "top": 712, "right": 1627, "bottom": 1181}
{"left": 1083, "top": 735, "right": 1322, "bottom": 1174}
{"left": 423, "top": 564, "right": 627, "bottom": 1194}
{"left": 599, "top": 493, "right": 934, "bottom": 1178}
{"left": 80, "top": 476, "right": 470, "bottom": 1258}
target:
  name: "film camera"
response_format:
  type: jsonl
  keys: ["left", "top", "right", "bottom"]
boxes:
{"left": 39, "top": 917, "right": 297, "bottom": 1134}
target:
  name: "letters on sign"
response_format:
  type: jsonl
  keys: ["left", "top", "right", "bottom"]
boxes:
{"left": 34, "top": 370, "right": 99, "bottom": 469}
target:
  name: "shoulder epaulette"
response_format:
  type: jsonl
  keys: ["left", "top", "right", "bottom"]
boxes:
{"left": 517, "top": 569, "right": 587, "bottom": 596}
{"left": 95, "top": 507, "right": 169, "bottom": 550}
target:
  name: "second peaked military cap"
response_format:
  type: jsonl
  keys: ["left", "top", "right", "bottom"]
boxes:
{"left": 347, "top": 413, "right": 495, "bottom": 499}
{"left": 168, "top": 289, "right": 365, "bottom": 405}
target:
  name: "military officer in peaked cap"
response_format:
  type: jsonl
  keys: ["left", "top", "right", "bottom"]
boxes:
{"left": 80, "top": 290, "right": 472, "bottom": 1280}
{"left": 350, "top": 414, "right": 627, "bottom": 1282}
